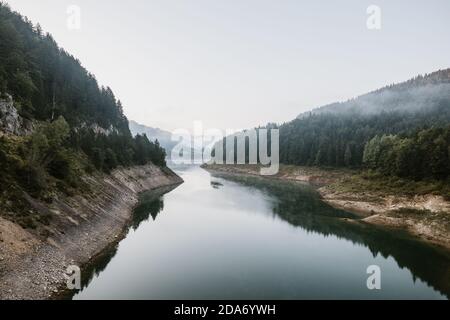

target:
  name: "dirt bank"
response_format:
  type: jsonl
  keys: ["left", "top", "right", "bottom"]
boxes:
{"left": 0, "top": 164, "right": 183, "bottom": 300}
{"left": 203, "top": 164, "right": 450, "bottom": 251}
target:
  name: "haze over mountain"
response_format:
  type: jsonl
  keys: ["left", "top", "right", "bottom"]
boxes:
{"left": 278, "top": 69, "right": 450, "bottom": 173}
{"left": 298, "top": 69, "right": 450, "bottom": 118}
{"left": 216, "top": 69, "right": 450, "bottom": 182}
{"left": 129, "top": 120, "right": 176, "bottom": 154}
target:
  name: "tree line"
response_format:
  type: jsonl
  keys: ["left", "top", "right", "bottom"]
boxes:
{"left": 0, "top": 2, "right": 167, "bottom": 183}
{"left": 218, "top": 75, "right": 450, "bottom": 182}
{"left": 363, "top": 126, "right": 450, "bottom": 180}
{"left": 278, "top": 104, "right": 450, "bottom": 170}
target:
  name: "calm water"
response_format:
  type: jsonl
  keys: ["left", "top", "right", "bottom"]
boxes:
{"left": 74, "top": 166, "right": 449, "bottom": 300}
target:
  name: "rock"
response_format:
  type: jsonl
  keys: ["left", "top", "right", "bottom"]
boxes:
{"left": 0, "top": 95, "right": 20, "bottom": 134}
{"left": 0, "top": 94, "right": 32, "bottom": 135}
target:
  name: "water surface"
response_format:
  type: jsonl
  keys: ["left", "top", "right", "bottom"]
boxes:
{"left": 74, "top": 166, "right": 449, "bottom": 299}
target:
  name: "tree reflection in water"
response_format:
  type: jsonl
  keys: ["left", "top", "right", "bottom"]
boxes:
{"left": 213, "top": 173, "right": 450, "bottom": 299}
{"left": 63, "top": 184, "right": 179, "bottom": 299}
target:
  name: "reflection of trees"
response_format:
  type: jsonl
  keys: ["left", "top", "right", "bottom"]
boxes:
{"left": 133, "top": 194, "right": 164, "bottom": 228}
{"left": 61, "top": 246, "right": 119, "bottom": 299}
{"left": 66, "top": 184, "right": 179, "bottom": 299}
{"left": 132, "top": 184, "right": 178, "bottom": 229}
{"left": 79, "top": 247, "right": 119, "bottom": 292}
{"left": 280, "top": 213, "right": 450, "bottom": 298}
{"left": 210, "top": 181, "right": 224, "bottom": 189}
{"left": 213, "top": 173, "right": 357, "bottom": 220}
{"left": 215, "top": 173, "right": 450, "bottom": 299}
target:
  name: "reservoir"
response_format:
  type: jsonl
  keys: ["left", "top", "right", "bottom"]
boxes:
{"left": 74, "top": 166, "right": 449, "bottom": 299}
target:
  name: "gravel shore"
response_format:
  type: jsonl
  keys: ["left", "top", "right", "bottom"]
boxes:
{"left": 0, "top": 164, "right": 182, "bottom": 300}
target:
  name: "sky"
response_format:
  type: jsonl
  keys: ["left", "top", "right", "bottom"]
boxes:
{"left": 5, "top": 0, "right": 450, "bottom": 132}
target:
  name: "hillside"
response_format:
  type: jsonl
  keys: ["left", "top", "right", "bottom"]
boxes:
{"left": 277, "top": 70, "right": 450, "bottom": 181}
{"left": 214, "top": 69, "right": 450, "bottom": 184}
{"left": 0, "top": 3, "right": 184, "bottom": 299}
{"left": 0, "top": 3, "right": 168, "bottom": 230}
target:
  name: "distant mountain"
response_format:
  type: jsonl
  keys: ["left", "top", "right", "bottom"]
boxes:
{"left": 298, "top": 69, "right": 450, "bottom": 118}
{"left": 129, "top": 121, "right": 209, "bottom": 162}
{"left": 129, "top": 120, "right": 177, "bottom": 154}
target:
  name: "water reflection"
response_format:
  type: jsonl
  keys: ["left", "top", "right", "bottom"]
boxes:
{"left": 210, "top": 180, "right": 224, "bottom": 189}
{"left": 65, "top": 184, "right": 179, "bottom": 299}
{"left": 73, "top": 167, "right": 449, "bottom": 300}
{"left": 212, "top": 173, "right": 356, "bottom": 219}
{"left": 213, "top": 173, "right": 450, "bottom": 298}
{"left": 133, "top": 186, "right": 171, "bottom": 228}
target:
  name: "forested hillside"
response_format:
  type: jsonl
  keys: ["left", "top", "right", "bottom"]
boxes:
{"left": 217, "top": 70, "right": 450, "bottom": 182}
{"left": 280, "top": 105, "right": 450, "bottom": 167}
{"left": 280, "top": 69, "right": 450, "bottom": 178}
{"left": 0, "top": 3, "right": 126, "bottom": 128}
{"left": 0, "top": 2, "right": 166, "bottom": 222}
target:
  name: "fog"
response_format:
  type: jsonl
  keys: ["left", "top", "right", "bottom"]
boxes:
{"left": 301, "top": 80, "right": 450, "bottom": 117}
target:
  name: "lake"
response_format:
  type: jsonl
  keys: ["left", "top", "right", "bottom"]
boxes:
{"left": 73, "top": 166, "right": 449, "bottom": 300}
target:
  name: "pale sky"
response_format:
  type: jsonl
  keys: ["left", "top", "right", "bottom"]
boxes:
{"left": 5, "top": 0, "right": 450, "bottom": 131}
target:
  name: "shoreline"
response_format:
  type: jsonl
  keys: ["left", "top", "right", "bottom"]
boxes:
{"left": 0, "top": 164, "right": 183, "bottom": 300}
{"left": 57, "top": 183, "right": 181, "bottom": 300}
{"left": 202, "top": 164, "right": 450, "bottom": 252}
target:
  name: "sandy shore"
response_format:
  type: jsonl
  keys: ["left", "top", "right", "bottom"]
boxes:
{"left": 203, "top": 164, "right": 450, "bottom": 251}
{"left": 0, "top": 164, "right": 183, "bottom": 300}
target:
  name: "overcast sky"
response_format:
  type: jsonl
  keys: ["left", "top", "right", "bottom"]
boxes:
{"left": 5, "top": 0, "right": 450, "bottom": 131}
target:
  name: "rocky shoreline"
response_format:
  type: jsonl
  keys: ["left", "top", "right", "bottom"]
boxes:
{"left": 0, "top": 164, "right": 183, "bottom": 300}
{"left": 203, "top": 164, "right": 450, "bottom": 252}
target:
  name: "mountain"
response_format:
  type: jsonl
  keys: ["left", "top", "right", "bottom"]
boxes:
{"left": 298, "top": 69, "right": 450, "bottom": 118}
{"left": 215, "top": 69, "right": 450, "bottom": 181}
{"left": 129, "top": 120, "right": 176, "bottom": 154}
{"left": 129, "top": 120, "right": 206, "bottom": 161}
{"left": 0, "top": 3, "right": 167, "bottom": 209}
{"left": 277, "top": 69, "right": 450, "bottom": 179}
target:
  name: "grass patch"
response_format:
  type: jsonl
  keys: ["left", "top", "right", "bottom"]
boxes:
{"left": 328, "top": 169, "right": 450, "bottom": 199}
